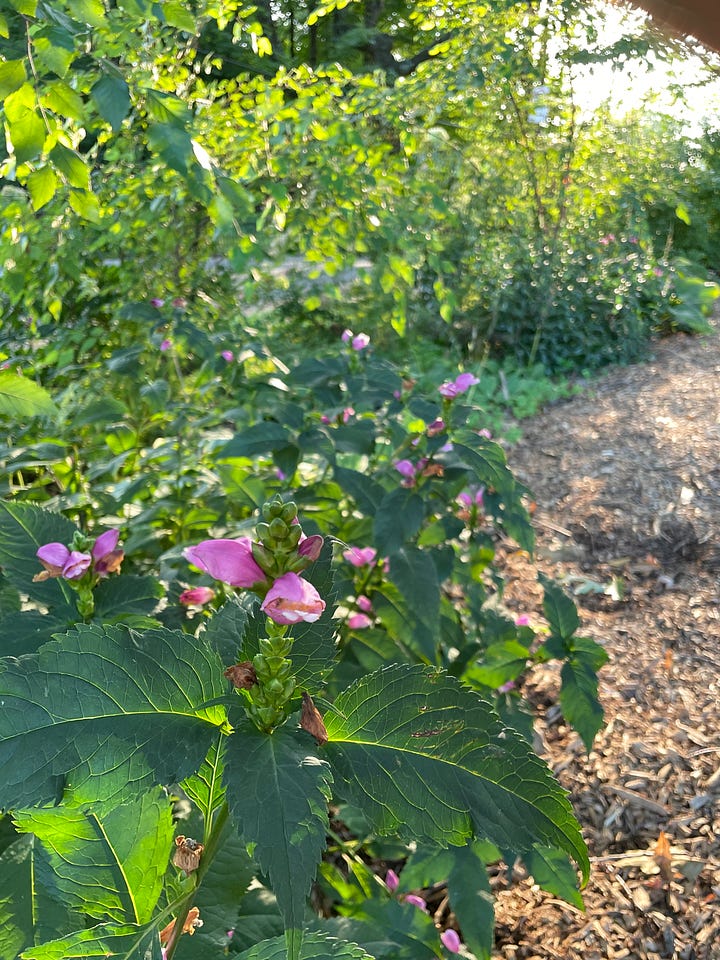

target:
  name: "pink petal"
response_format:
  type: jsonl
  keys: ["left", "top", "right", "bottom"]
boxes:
{"left": 385, "top": 869, "right": 399, "bottom": 892}
{"left": 92, "top": 529, "right": 120, "bottom": 560}
{"left": 180, "top": 586, "right": 216, "bottom": 606}
{"left": 404, "top": 894, "right": 428, "bottom": 912}
{"left": 62, "top": 551, "right": 92, "bottom": 579}
{"left": 454, "top": 372, "right": 479, "bottom": 392}
{"left": 184, "top": 539, "right": 266, "bottom": 588}
{"left": 356, "top": 594, "right": 373, "bottom": 613}
{"left": 261, "top": 572, "right": 325, "bottom": 625}
{"left": 298, "top": 534, "right": 323, "bottom": 562}
{"left": 37, "top": 543, "right": 71, "bottom": 567}
{"left": 343, "top": 547, "right": 377, "bottom": 567}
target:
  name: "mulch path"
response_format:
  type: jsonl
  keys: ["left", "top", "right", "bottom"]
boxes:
{"left": 488, "top": 324, "right": 720, "bottom": 960}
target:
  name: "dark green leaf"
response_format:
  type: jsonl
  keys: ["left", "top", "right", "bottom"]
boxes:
{"left": 220, "top": 423, "right": 291, "bottom": 459}
{"left": 0, "top": 623, "right": 229, "bottom": 809}
{"left": 234, "top": 932, "right": 375, "bottom": 960}
{"left": 91, "top": 75, "right": 131, "bottom": 132}
{"left": 224, "top": 722, "right": 332, "bottom": 950}
{"left": 447, "top": 843, "right": 494, "bottom": 960}
{"left": 541, "top": 575, "right": 580, "bottom": 643}
{"left": 559, "top": 655, "right": 605, "bottom": 752}
{"left": 324, "top": 664, "right": 588, "bottom": 882}
{"left": 0, "top": 501, "right": 77, "bottom": 610}
{"left": 524, "top": 845, "right": 584, "bottom": 909}
{"left": 93, "top": 575, "right": 163, "bottom": 621}
{"left": 373, "top": 489, "right": 424, "bottom": 555}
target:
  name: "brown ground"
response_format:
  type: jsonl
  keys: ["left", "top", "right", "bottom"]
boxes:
{"left": 490, "top": 325, "right": 720, "bottom": 960}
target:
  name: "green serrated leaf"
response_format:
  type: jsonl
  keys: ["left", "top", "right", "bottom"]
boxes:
{"left": 0, "top": 371, "right": 58, "bottom": 417}
{"left": 50, "top": 143, "right": 89, "bottom": 189}
{"left": 26, "top": 166, "right": 59, "bottom": 211}
{"left": 219, "top": 422, "right": 291, "bottom": 460}
{"left": 182, "top": 733, "right": 227, "bottom": 829}
{"left": 13, "top": 788, "right": 174, "bottom": 924}
{"left": 559, "top": 655, "right": 605, "bottom": 752}
{"left": 320, "top": 897, "right": 439, "bottom": 959}
{"left": 0, "top": 622, "right": 229, "bottom": 809}
{"left": 33, "top": 27, "right": 75, "bottom": 77}
{"left": 465, "top": 640, "right": 529, "bottom": 689}
{"left": 5, "top": 84, "right": 46, "bottom": 164}
{"left": 8, "top": 0, "right": 37, "bottom": 17}
{"left": 66, "top": 0, "right": 106, "bottom": 27}
{"left": 0, "top": 501, "right": 77, "bottom": 610}
{"left": 540, "top": 574, "right": 580, "bottom": 644}
{"left": 93, "top": 575, "right": 163, "bottom": 621}
{"left": 44, "top": 81, "right": 85, "bottom": 121}
{"left": 20, "top": 920, "right": 162, "bottom": 959}
{"left": 373, "top": 488, "right": 424, "bottom": 555}
{"left": 0, "top": 834, "right": 80, "bottom": 957}
{"left": 387, "top": 547, "right": 439, "bottom": 660}
{"left": 324, "top": 664, "right": 589, "bottom": 883}
{"left": 524, "top": 844, "right": 585, "bottom": 909}
{"left": 235, "top": 932, "right": 376, "bottom": 960}
{"left": 0, "top": 59, "right": 27, "bottom": 99}
{"left": 68, "top": 187, "right": 100, "bottom": 222}
{"left": 161, "top": 0, "right": 196, "bottom": 31}
{"left": 447, "top": 842, "right": 494, "bottom": 960}
{"left": 224, "top": 722, "right": 333, "bottom": 955}
{"left": 91, "top": 74, "right": 131, "bottom": 132}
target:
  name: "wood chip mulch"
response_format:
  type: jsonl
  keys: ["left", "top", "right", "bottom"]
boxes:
{"left": 489, "top": 321, "right": 720, "bottom": 960}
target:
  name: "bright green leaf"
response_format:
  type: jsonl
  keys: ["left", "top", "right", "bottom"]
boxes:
{"left": 0, "top": 371, "right": 58, "bottom": 417}
{"left": 50, "top": 143, "right": 90, "bottom": 189}
{"left": 20, "top": 921, "right": 162, "bottom": 959}
{"left": 26, "top": 165, "right": 58, "bottom": 210}
{"left": 0, "top": 60, "right": 27, "bottom": 99}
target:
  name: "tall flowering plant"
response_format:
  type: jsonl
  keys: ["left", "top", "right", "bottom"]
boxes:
{"left": 0, "top": 491, "right": 591, "bottom": 960}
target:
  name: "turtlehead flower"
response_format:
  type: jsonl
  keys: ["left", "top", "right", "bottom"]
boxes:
{"left": 439, "top": 372, "right": 479, "bottom": 399}
{"left": 352, "top": 333, "right": 370, "bottom": 351}
{"left": 441, "top": 929, "right": 462, "bottom": 953}
{"left": 221, "top": 350, "right": 234, "bottom": 362}
{"left": 185, "top": 538, "right": 267, "bottom": 589}
{"left": 427, "top": 418, "right": 446, "bottom": 436}
{"left": 394, "top": 459, "right": 416, "bottom": 480}
{"left": 356, "top": 594, "right": 373, "bottom": 613}
{"left": 160, "top": 339, "right": 172, "bottom": 352}
{"left": 348, "top": 613, "right": 372, "bottom": 630}
{"left": 385, "top": 869, "right": 399, "bottom": 892}
{"left": 515, "top": 614, "right": 531, "bottom": 627}
{"left": 343, "top": 546, "right": 377, "bottom": 567}
{"left": 261, "top": 572, "right": 325, "bottom": 625}
{"left": 35, "top": 543, "right": 91, "bottom": 581}
{"left": 150, "top": 298, "right": 165, "bottom": 308}
{"left": 180, "top": 586, "right": 216, "bottom": 606}
{"left": 341, "top": 329, "right": 353, "bottom": 343}
{"left": 92, "top": 528, "right": 124, "bottom": 576}
{"left": 497, "top": 680, "right": 516, "bottom": 694}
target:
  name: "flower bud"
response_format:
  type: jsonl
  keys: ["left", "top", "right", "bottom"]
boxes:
{"left": 263, "top": 497, "right": 285, "bottom": 520}
{"left": 286, "top": 524, "right": 302, "bottom": 549}
{"left": 268, "top": 517, "right": 288, "bottom": 540}
{"left": 255, "top": 521, "right": 271, "bottom": 541}
{"left": 280, "top": 501, "right": 297, "bottom": 524}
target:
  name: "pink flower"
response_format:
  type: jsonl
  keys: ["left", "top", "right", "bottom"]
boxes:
{"left": 356, "top": 594, "right": 373, "bottom": 613}
{"left": 497, "top": 680, "right": 516, "bottom": 694}
{"left": 298, "top": 534, "right": 324, "bottom": 562}
{"left": 427, "top": 418, "right": 446, "bottom": 436}
{"left": 92, "top": 528, "right": 124, "bottom": 576}
{"left": 653, "top": 267, "right": 664, "bottom": 277}
{"left": 343, "top": 546, "right": 377, "bottom": 567}
{"left": 150, "top": 298, "right": 165, "bottom": 308}
{"left": 184, "top": 538, "right": 267, "bottom": 588}
{"left": 404, "top": 894, "right": 428, "bottom": 912}
{"left": 35, "top": 543, "right": 92, "bottom": 581}
{"left": 342, "top": 406, "right": 355, "bottom": 423}
{"left": 348, "top": 613, "right": 372, "bottom": 629}
{"left": 160, "top": 339, "right": 172, "bottom": 352}
{"left": 394, "top": 459, "right": 416, "bottom": 480}
{"left": 628, "top": 235, "right": 638, "bottom": 244}
{"left": 180, "top": 586, "right": 216, "bottom": 606}
{"left": 515, "top": 614, "right": 531, "bottom": 627}
{"left": 439, "top": 372, "right": 479, "bottom": 398}
{"left": 221, "top": 350, "right": 234, "bottom": 362}
{"left": 457, "top": 488, "right": 484, "bottom": 510}
{"left": 341, "top": 329, "right": 353, "bottom": 343}
{"left": 386, "top": 869, "right": 399, "bottom": 892}
{"left": 261, "top": 572, "right": 325, "bottom": 624}
{"left": 172, "top": 297, "right": 187, "bottom": 308}
{"left": 599, "top": 233, "right": 615, "bottom": 246}
{"left": 352, "top": 333, "right": 370, "bottom": 351}
{"left": 320, "top": 414, "right": 331, "bottom": 424}
{"left": 477, "top": 428, "right": 492, "bottom": 439}
{"left": 441, "top": 929, "right": 461, "bottom": 953}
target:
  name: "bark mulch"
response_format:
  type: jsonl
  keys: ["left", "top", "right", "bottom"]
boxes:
{"left": 489, "top": 323, "right": 720, "bottom": 960}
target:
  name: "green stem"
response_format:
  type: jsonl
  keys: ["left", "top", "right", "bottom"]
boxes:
{"left": 164, "top": 802, "right": 230, "bottom": 959}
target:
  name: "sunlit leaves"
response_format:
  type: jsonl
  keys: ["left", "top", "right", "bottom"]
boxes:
{"left": 13, "top": 789, "right": 174, "bottom": 924}
{"left": 0, "top": 372, "right": 58, "bottom": 417}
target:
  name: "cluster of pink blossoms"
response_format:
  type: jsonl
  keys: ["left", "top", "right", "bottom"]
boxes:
{"left": 341, "top": 329, "right": 370, "bottom": 351}
{"left": 34, "top": 529, "right": 124, "bottom": 582}
{"left": 438, "top": 372, "right": 479, "bottom": 399}
{"left": 185, "top": 535, "right": 325, "bottom": 625}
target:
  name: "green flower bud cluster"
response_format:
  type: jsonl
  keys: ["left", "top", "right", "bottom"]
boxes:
{"left": 245, "top": 631, "right": 297, "bottom": 732}
{"left": 251, "top": 496, "right": 320, "bottom": 579}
